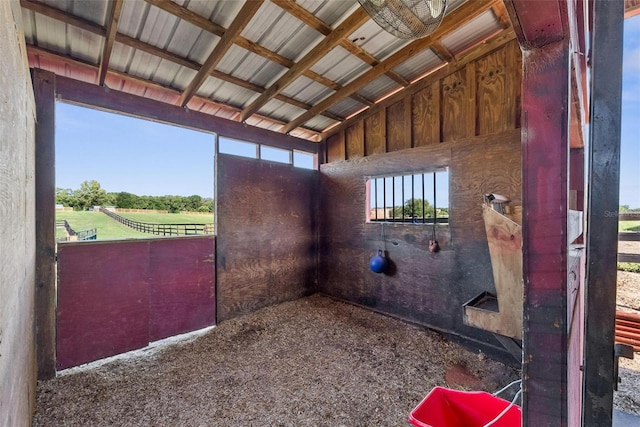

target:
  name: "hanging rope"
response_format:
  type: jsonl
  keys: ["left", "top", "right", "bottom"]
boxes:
{"left": 429, "top": 172, "right": 440, "bottom": 252}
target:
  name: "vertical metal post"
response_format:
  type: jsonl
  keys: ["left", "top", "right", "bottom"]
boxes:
{"left": 583, "top": 0, "right": 624, "bottom": 424}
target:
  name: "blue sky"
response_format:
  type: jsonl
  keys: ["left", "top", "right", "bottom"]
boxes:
{"left": 621, "top": 16, "right": 640, "bottom": 209}
{"left": 56, "top": 19, "right": 639, "bottom": 206}
{"left": 55, "top": 103, "right": 216, "bottom": 197}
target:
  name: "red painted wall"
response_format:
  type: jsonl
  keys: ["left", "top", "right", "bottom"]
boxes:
{"left": 56, "top": 236, "right": 215, "bottom": 370}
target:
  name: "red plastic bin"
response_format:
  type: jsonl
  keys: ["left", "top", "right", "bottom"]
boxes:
{"left": 408, "top": 387, "right": 522, "bottom": 427}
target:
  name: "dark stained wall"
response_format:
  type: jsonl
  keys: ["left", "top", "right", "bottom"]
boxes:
{"left": 0, "top": 2, "right": 37, "bottom": 424}
{"left": 319, "top": 129, "right": 522, "bottom": 345}
{"left": 216, "top": 154, "right": 317, "bottom": 321}
{"left": 318, "top": 40, "right": 523, "bottom": 345}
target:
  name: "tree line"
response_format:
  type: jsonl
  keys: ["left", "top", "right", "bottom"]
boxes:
{"left": 56, "top": 180, "right": 214, "bottom": 213}
{"left": 388, "top": 198, "right": 449, "bottom": 219}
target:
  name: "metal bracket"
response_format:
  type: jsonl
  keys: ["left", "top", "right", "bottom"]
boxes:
{"left": 613, "top": 343, "right": 634, "bottom": 391}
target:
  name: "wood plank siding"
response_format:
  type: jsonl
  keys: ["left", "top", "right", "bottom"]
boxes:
{"left": 323, "top": 39, "right": 521, "bottom": 159}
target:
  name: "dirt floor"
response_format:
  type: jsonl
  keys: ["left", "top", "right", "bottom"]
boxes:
{"left": 35, "top": 295, "right": 520, "bottom": 426}
{"left": 35, "top": 272, "right": 640, "bottom": 425}
{"left": 615, "top": 270, "right": 640, "bottom": 416}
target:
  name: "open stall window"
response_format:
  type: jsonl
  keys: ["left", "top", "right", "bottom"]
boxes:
{"left": 366, "top": 168, "right": 449, "bottom": 224}
{"left": 217, "top": 137, "right": 316, "bottom": 170}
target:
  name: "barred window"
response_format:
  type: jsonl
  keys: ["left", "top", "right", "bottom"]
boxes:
{"left": 366, "top": 169, "right": 449, "bottom": 224}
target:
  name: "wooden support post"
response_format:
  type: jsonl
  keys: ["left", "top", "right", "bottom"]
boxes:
{"left": 520, "top": 39, "right": 570, "bottom": 425}
{"left": 583, "top": 0, "right": 624, "bottom": 424}
{"left": 33, "top": 68, "right": 56, "bottom": 379}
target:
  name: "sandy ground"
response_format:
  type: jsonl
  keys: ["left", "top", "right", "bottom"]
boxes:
{"left": 34, "top": 295, "right": 520, "bottom": 426}
{"left": 615, "top": 270, "right": 640, "bottom": 415}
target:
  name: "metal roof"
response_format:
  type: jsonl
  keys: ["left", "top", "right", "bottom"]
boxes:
{"left": 20, "top": 0, "right": 515, "bottom": 142}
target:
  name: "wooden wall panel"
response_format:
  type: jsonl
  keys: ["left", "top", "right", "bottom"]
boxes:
{"left": 441, "top": 66, "right": 475, "bottom": 142}
{"left": 148, "top": 237, "right": 215, "bottom": 341}
{"left": 319, "top": 129, "right": 521, "bottom": 348}
{"left": 345, "top": 121, "right": 364, "bottom": 160}
{"left": 324, "top": 41, "right": 521, "bottom": 162}
{"left": 33, "top": 68, "right": 57, "bottom": 380}
{"left": 386, "top": 100, "right": 410, "bottom": 152}
{"left": 364, "top": 110, "right": 386, "bottom": 155}
{"left": 56, "top": 237, "right": 216, "bottom": 369}
{"left": 506, "top": 40, "right": 522, "bottom": 129}
{"left": 57, "top": 241, "right": 151, "bottom": 370}
{"left": 0, "top": 2, "right": 38, "bottom": 423}
{"left": 476, "top": 48, "right": 509, "bottom": 135}
{"left": 412, "top": 82, "right": 440, "bottom": 147}
{"left": 216, "top": 155, "right": 317, "bottom": 322}
{"left": 326, "top": 131, "right": 345, "bottom": 163}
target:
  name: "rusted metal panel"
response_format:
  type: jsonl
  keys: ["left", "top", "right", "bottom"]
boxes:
{"left": 215, "top": 154, "right": 317, "bottom": 322}
{"left": 56, "top": 241, "right": 150, "bottom": 370}
{"left": 148, "top": 237, "right": 215, "bottom": 342}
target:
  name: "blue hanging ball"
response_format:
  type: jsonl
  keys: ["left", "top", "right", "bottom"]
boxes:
{"left": 370, "top": 249, "right": 387, "bottom": 273}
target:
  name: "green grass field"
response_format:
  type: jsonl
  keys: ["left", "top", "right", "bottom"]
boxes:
{"left": 618, "top": 220, "right": 640, "bottom": 272}
{"left": 117, "top": 212, "right": 213, "bottom": 224}
{"left": 57, "top": 211, "right": 154, "bottom": 240}
{"left": 56, "top": 211, "right": 215, "bottom": 241}
{"left": 620, "top": 220, "right": 640, "bottom": 232}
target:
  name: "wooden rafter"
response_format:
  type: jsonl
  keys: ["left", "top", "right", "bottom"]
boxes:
{"left": 283, "top": 0, "right": 500, "bottom": 134}
{"left": 27, "top": 43, "right": 322, "bottom": 140}
{"left": 322, "top": 28, "right": 516, "bottom": 139}
{"left": 98, "top": 0, "right": 123, "bottom": 86}
{"left": 21, "top": 0, "right": 106, "bottom": 35}
{"left": 492, "top": 1, "right": 512, "bottom": 29}
{"left": 178, "top": 0, "right": 264, "bottom": 107}
{"left": 21, "top": 0, "right": 342, "bottom": 123}
{"left": 239, "top": 7, "right": 370, "bottom": 122}
{"left": 271, "top": 0, "right": 409, "bottom": 87}
{"left": 626, "top": 0, "right": 640, "bottom": 18}
{"left": 431, "top": 41, "right": 455, "bottom": 64}
{"left": 144, "top": 0, "right": 363, "bottom": 105}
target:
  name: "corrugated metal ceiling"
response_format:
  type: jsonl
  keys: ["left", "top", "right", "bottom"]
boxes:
{"left": 20, "top": 0, "right": 512, "bottom": 141}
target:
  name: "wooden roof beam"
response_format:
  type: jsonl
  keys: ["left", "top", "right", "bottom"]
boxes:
{"left": 271, "top": 0, "right": 409, "bottom": 87}
{"left": 625, "top": 0, "right": 640, "bottom": 18}
{"left": 492, "top": 1, "right": 512, "bottom": 29}
{"left": 144, "top": 0, "right": 357, "bottom": 105}
{"left": 503, "top": 0, "right": 568, "bottom": 49}
{"left": 21, "top": 0, "right": 106, "bottom": 36}
{"left": 239, "top": 7, "right": 370, "bottom": 122}
{"left": 29, "top": 44, "right": 321, "bottom": 143}
{"left": 98, "top": 0, "right": 124, "bottom": 86}
{"left": 178, "top": 0, "right": 264, "bottom": 107}
{"left": 22, "top": 0, "right": 342, "bottom": 123}
{"left": 431, "top": 41, "right": 455, "bottom": 64}
{"left": 283, "top": 0, "right": 500, "bottom": 134}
